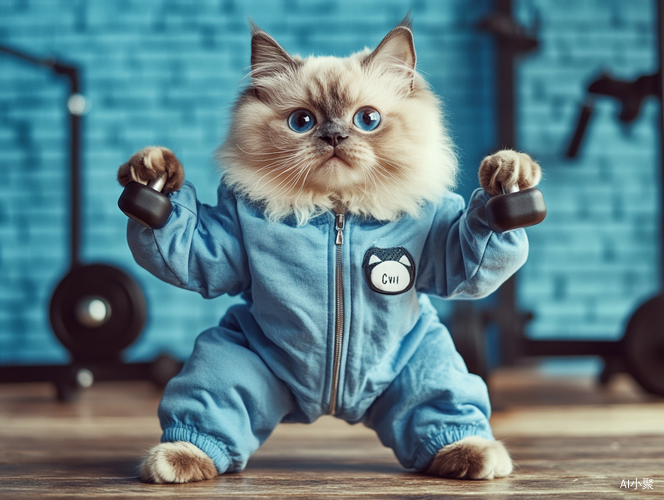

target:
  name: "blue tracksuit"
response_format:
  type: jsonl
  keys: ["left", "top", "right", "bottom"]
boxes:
{"left": 127, "top": 180, "right": 528, "bottom": 474}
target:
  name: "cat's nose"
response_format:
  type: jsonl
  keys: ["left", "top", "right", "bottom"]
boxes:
{"left": 321, "top": 133, "right": 348, "bottom": 147}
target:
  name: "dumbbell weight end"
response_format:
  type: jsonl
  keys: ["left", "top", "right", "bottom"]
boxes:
{"left": 118, "top": 175, "right": 173, "bottom": 230}
{"left": 485, "top": 186, "right": 547, "bottom": 233}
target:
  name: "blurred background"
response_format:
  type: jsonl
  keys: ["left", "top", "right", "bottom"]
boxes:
{"left": 0, "top": 1, "right": 659, "bottom": 383}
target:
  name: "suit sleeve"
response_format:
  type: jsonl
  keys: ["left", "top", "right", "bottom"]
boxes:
{"left": 415, "top": 188, "right": 528, "bottom": 299}
{"left": 126, "top": 181, "right": 251, "bottom": 299}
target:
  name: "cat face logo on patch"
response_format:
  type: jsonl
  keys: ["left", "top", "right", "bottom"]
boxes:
{"left": 362, "top": 247, "right": 416, "bottom": 295}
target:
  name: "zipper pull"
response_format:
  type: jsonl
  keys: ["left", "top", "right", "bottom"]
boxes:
{"left": 335, "top": 213, "right": 345, "bottom": 246}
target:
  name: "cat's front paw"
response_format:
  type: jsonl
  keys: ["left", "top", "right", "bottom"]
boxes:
{"left": 427, "top": 436, "right": 513, "bottom": 480}
{"left": 479, "top": 150, "right": 541, "bottom": 196}
{"left": 117, "top": 146, "right": 184, "bottom": 193}
{"left": 139, "top": 441, "right": 217, "bottom": 484}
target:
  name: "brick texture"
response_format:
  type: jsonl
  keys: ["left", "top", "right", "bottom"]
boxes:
{"left": 1, "top": 0, "right": 658, "bottom": 364}
{"left": 0, "top": 0, "right": 495, "bottom": 363}
{"left": 515, "top": 0, "right": 659, "bottom": 340}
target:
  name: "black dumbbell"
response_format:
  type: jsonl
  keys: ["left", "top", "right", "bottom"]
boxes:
{"left": 485, "top": 184, "right": 547, "bottom": 233}
{"left": 118, "top": 174, "right": 173, "bottom": 229}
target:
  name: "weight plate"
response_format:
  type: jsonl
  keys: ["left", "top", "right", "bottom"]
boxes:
{"left": 49, "top": 264, "right": 147, "bottom": 360}
{"left": 623, "top": 294, "right": 664, "bottom": 396}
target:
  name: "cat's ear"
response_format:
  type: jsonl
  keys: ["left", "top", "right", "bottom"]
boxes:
{"left": 363, "top": 16, "right": 417, "bottom": 92}
{"left": 250, "top": 22, "right": 299, "bottom": 80}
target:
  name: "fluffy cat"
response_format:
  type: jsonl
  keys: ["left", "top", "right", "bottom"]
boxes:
{"left": 218, "top": 21, "right": 457, "bottom": 225}
{"left": 119, "top": 17, "right": 540, "bottom": 484}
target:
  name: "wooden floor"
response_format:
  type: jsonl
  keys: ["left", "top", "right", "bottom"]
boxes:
{"left": 1, "top": 365, "right": 663, "bottom": 499}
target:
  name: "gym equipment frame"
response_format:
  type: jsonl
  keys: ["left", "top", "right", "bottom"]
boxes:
{"left": 454, "top": 0, "right": 664, "bottom": 396}
{"left": 0, "top": 45, "right": 182, "bottom": 401}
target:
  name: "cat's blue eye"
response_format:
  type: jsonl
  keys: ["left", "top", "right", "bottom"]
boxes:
{"left": 288, "top": 110, "right": 316, "bottom": 133}
{"left": 353, "top": 107, "right": 381, "bottom": 131}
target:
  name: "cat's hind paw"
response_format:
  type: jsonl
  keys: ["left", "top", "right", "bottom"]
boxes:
{"left": 427, "top": 436, "right": 513, "bottom": 480}
{"left": 139, "top": 441, "right": 218, "bottom": 484}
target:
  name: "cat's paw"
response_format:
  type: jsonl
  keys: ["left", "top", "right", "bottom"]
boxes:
{"left": 427, "top": 436, "right": 513, "bottom": 480}
{"left": 478, "top": 150, "right": 541, "bottom": 196}
{"left": 139, "top": 441, "right": 217, "bottom": 484}
{"left": 117, "top": 146, "right": 184, "bottom": 193}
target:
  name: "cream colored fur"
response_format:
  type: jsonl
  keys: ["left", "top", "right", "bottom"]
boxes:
{"left": 218, "top": 25, "right": 458, "bottom": 224}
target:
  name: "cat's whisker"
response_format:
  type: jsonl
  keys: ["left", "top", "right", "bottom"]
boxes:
{"left": 249, "top": 157, "right": 299, "bottom": 176}
{"left": 281, "top": 160, "right": 314, "bottom": 195}
{"left": 237, "top": 150, "right": 301, "bottom": 175}
{"left": 279, "top": 157, "right": 317, "bottom": 198}
{"left": 250, "top": 168, "right": 297, "bottom": 196}
{"left": 257, "top": 157, "right": 311, "bottom": 198}
{"left": 248, "top": 161, "right": 303, "bottom": 194}
{"left": 361, "top": 168, "right": 369, "bottom": 193}
{"left": 374, "top": 159, "right": 408, "bottom": 175}
{"left": 361, "top": 167, "right": 379, "bottom": 202}
{"left": 371, "top": 159, "right": 405, "bottom": 185}
{"left": 373, "top": 155, "right": 407, "bottom": 173}
{"left": 235, "top": 143, "right": 302, "bottom": 156}
{"left": 367, "top": 168, "right": 384, "bottom": 193}
{"left": 267, "top": 132, "right": 310, "bottom": 153}
{"left": 374, "top": 157, "right": 414, "bottom": 180}
{"left": 246, "top": 164, "right": 291, "bottom": 192}
{"left": 294, "top": 160, "right": 316, "bottom": 198}
{"left": 250, "top": 157, "right": 294, "bottom": 171}
{"left": 288, "top": 169, "right": 308, "bottom": 198}
{"left": 362, "top": 169, "right": 374, "bottom": 192}
{"left": 263, "top": 169, "right": 305, "bottom": 199}
{"left": 294, "top": 173, "right": 310, "bottom": 198}
{"left": 245, "top": 153, "right": 307, "bottom": 184}
{"left": 250, "top": 153, "right": 305, "bottom": 172}
{"left": 365, "top": 163, "right": 391, "bottom": 191}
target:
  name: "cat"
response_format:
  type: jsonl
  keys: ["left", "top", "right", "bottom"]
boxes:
{"left": 118, "top": 17, "right": 540, "bottom": 484}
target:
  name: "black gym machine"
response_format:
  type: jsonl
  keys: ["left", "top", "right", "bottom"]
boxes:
{"left": 453, "top": 0, "right": 664, "bottom": 397}
{"left": 563, "top": 24, "right": 664, "bottom": 396}
{"left": 0, "top": 45, "right": 181, "bottom": 401}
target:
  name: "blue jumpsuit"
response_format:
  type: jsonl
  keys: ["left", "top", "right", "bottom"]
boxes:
{"left": 127, "top": 180, "right": 528, "bottom": 474}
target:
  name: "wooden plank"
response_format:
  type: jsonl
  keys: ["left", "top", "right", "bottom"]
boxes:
{"left": 491, "top": 404, "right": 664, "bottom": 436}
{"left": 0, "top": 370, "right": 663, "bottom": 499}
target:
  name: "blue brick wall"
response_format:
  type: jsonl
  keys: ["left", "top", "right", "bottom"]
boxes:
{"left": 515, "top": 0, "right": 660, "bottom": 340}
{"left": 0, "top": 0, "right": 495, "bottom": 363}
{"left": 1, "top": 0, "right": 659, "bottom": 364}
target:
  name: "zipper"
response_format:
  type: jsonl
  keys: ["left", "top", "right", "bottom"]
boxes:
{"left": 329, "top": 207, "right": 346, "bottom": 415}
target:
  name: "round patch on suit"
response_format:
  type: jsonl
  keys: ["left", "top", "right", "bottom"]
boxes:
{"left": 362, "top": 247, "right": 416, "bottom": 295}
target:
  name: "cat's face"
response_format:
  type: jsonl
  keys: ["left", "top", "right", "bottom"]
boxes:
{"left": 220, "top": 19, "right": 457, "bottom": 223}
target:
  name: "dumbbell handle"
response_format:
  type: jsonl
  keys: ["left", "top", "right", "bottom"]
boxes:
{"left": 502, "top": 183, "right": 519, "bottom": 195}
{"left": 147, "top": 173, "right": 167, "bottom": 192}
